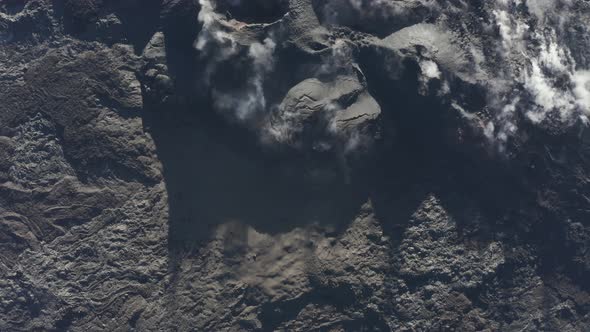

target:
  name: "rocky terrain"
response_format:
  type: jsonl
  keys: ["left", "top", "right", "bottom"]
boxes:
{"left": 1, "top": 0, "right": 590, "bottom": 330}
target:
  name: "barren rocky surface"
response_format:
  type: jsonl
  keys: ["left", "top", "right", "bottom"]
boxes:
{"left": 1, "top": 0, "right": 590, "bottom": 331}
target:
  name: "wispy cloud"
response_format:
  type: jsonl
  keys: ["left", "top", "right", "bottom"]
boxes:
{"left": 193, "top": 0, "right": 590, "bottom": 156}
{"left": 195, "top": 0, "right": 278, "bottom": 124}
{"left": 469, "top": 0, "right": 590, "bottom": 149}
{"left": 212, "top": 38, "right": 277, "bottom": 121}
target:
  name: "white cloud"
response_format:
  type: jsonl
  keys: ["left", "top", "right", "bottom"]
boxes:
{"left": 249, "top": 38, "right": 276, "bottom": 68}
{"left": 524, "top": 59, "right": 576, "bottom": 123}
{"left": 193, "top": 0, "right": 590, "bottom": 153}
{"left": 519, "top": 31, "right": 588, "bottom": 124}
{"left": 480, "top": 1, "right": 589, "bottom": 149}
{"left": 318, "top": 38, "right": 352, "bottom": 75}
{"left": 573, "top": 70, "right": 590, "bottom": 113}
{"left": 195, "top": 0, "right": 237, "bottom": 55}
{"left": 492, "top": 1, "right": 529, "bottom": 55}
{"left": 194, "top": 0, "right": 241, "bottom": 88}
{"left": 194, "top": 1, "right": 277, "bottom": 122}
{"left": 213, "top": 38, "right": 277, "bottom": 121}
{"left": 420, "top": 60, "right": 441, "bottom": 79}
{"left": 538, "top": 40, "right": 570, "bottom": 73}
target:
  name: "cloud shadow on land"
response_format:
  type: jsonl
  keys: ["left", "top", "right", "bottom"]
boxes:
{"left": 142, "top": 39, "right": 531, "bottom": 256}
{"left": 143, "top": 102, "right": 371, "bottom": 249}
{"left": 141, "top": 25, "right": 583, "bottom": 299}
